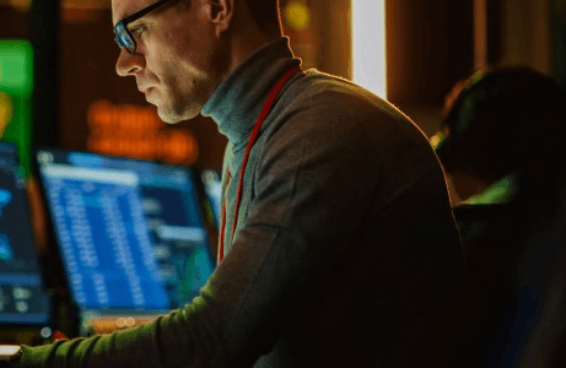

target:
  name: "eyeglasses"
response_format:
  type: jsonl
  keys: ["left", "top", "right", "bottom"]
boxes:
{"left": 113, "top": 0, "right": 176, "bottom": 54}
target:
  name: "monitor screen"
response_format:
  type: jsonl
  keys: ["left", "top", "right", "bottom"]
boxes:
{"left": 36, "top": 149, "right": 214, "bottom": 312}
{"left": 0, "top": 142, "right": 50, "bottom": 324}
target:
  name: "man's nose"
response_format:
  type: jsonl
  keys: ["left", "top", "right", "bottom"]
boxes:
{"left": 115, "top": 49, "right": 145, "bottom": 77}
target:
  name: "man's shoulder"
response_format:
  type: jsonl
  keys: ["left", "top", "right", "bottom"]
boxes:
{"left": 257, "top": 69, "right": 438, "bottom": 175}
{"left": 278, "top": 69, "right": 415, "bottom": 131}
{"left": 271, "top": 69, "right": 429, "bottom": 148}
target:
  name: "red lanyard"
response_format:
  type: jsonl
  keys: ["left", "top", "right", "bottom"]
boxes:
{"left": 217, "top": 65, "right": 303, "bottom": 264}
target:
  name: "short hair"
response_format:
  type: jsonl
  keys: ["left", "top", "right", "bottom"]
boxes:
{"left": 244, "top": 0, "right": 281, "bottom": 34}
{"left": 178, "top": 0, "right": 281, "bottom": 34}
{"left": 434, "top": 67, "right": 566, "bottom": 184}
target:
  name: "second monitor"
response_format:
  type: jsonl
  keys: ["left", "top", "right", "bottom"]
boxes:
{"left": 36, "top": 149, "right": 215, "bottom": 326}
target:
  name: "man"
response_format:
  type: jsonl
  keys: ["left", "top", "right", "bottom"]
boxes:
{"left": 7, "top": 0, "right": 464, "bottom": 366}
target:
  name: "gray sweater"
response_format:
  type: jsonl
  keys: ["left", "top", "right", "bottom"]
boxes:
{"left": 18, "top": 37, "right": 464, "bottom": 368}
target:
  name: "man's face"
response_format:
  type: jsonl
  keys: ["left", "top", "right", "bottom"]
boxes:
{"left": 112, "top": 0, "right": 229, "bottom": 123}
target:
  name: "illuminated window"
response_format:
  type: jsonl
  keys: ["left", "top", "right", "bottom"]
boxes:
{"left": 352, "top": 0, "right": 387, "bottom": 99}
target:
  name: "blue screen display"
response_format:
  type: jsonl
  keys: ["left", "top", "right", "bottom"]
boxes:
{"left": 37, "top": 150, "right": 214, "bottom": 312}
{"left": 0, "top": 142, "right": 50, "bottom": 324}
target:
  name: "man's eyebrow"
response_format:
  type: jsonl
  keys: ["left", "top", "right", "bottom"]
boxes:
{"left": 125, "top": 18, "right": 145, "bottom": 29}
{"left": 113, "top": 0, "right": 174, "bottom": 28}
{"left": 113, "top": 9, "right": 156, "bottom": 28}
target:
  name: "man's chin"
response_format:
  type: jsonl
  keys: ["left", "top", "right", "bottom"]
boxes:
{"left": 157, "top": 111, "right": 183, "bottom": 125}
{"left": 156, "top": 105, "right": 199, "bottom": 124}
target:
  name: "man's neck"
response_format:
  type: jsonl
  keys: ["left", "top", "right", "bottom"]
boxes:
{"left": 226, "top": 29, "right": 282, "bottom": 80}
{"left": 201, "top": 37, "right": 300, "bottom": 145}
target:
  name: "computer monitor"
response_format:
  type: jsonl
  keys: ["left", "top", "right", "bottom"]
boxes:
{"left": 35, "top": 149, "right": 215, "bottom": 320}
{"left": 0, "top": 142, "right": 50, "bottom": 325}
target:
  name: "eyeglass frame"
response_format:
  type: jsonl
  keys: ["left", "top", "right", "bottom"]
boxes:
{"left": 113, "top": 0, "right": 177, "bottom": 54}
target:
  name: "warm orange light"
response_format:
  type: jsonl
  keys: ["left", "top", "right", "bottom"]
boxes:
{"left": 87, "top": 100, "right": 199, "bottom": 164}
{"left": 352, "top": 0, "right": 387, "bottom": 99}
{"left": 7, "top": 0, "right": 31, "bottom": 13}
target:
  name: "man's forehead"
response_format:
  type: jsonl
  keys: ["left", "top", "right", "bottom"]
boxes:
{"left": 111, "top": 0, "right": 153, "bottom": 25}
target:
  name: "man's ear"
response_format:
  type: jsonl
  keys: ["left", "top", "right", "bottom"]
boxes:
{"left": 208, "top": 0, "right": 234, "bottom": 35}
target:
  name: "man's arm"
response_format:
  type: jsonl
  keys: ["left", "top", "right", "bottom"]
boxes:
{"left": 16, "top": 102, "right": 435, "bottom": 367}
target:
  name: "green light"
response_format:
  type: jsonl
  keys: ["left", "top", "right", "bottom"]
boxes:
{"left": 0, "top": 40, "right": 34, "bottom": 98}
{"left": 464, "top": 173, "right": 519, "bottom": 205}
{"left": 0, "top": 40, "right": 34, "bottom": 176}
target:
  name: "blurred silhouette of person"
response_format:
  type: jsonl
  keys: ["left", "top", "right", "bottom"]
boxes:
{"left": 431, "top": 66, "right": 566, "bottom": 367}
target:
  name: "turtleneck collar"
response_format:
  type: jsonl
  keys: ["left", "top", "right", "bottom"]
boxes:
{"left": 201, "top": 37, "right": 301, "bottom": 146}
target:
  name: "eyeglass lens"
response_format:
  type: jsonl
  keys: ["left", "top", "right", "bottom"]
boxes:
{"left": 114, "top": 24, "right": 136, "bottom": 53}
